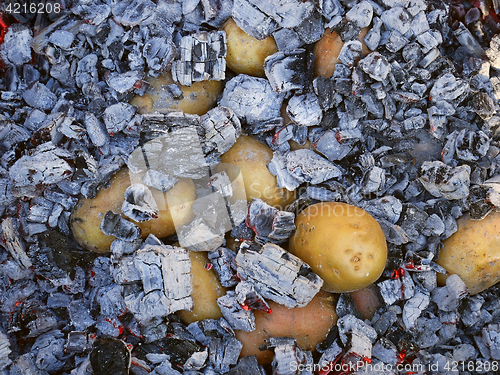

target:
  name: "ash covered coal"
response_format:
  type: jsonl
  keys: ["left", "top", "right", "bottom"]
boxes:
{"left": 1, "top": 0, "right": 500, "bottom": 374}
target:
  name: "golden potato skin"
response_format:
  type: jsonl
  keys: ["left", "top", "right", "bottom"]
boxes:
{"left": 289, "top": 202, "right": 387, "bottom": 293}
{"left": 70, "top": 169, "right": 196, "bottom": 253}
{"left": 219, "top": 135, "right": 295, "bottom": 209}
{"left": 129, "top": 72, "right": 222, "bottom": 116}
{"left": 313, "top": 27, "right": 372, "bottom": 78}
{"left": 436, "top": 212, "right": 500, "bottom": 295}
{"left": 177, "top": 251, "right": 226, "bottom": 324}
{"left": 223, "top": 18, "right": 278, "bottom": 77}
{"left": 234, "top": 291, "right": 337, "bottom": 365}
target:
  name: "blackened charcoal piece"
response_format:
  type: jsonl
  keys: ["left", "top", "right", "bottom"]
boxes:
{"left": 346, "top": 1, "right": 373, "bottom": 28}
{"left": 363, "top": 16, "right": 382, "bottom": 51}
{"left": 313, "top": 77, "right": 335, "bottom": 110}
{"left": 103, "top": 103, "right": 135, "bottom": 135}
{"left": 228, "top": 355, "right": 266, "bottom": 375}
{"left": 337, "top": 314, "right": 377, "bottom": 345}
{"left": 416, "top": 30, "right": 442, "bottom": 54}
{"left": 187, "top": 318, "right": 235, "bottom": 346}
{"left": 144, "top": 37, "right": 176, "bottom": 72}
{"left": 1, "top": 24, "right": 32, "bottom": 66}
{"left": 336, "top": 293, "right": 363, "bottom": 320}
{"left": 381, "top": 7, "right": 412, "bottom": 35}
{"left": 172, "top": 31, "right": 226, "bottom": 86}
{"left": 232, "top": 0, "right": 278, "bottom": 40}
{"left": 430, "top": 73, "right": 469, "bottom": 103}
{"left": 208, "top": 247, "right": 238, "bottom": 287}
{"left": 22, "top": 82, "right": 56, "bottom": 111}
{"left": 265, "top": 49, "right": 307, "bottom": 94}
{"left": 482, "top": 325, "right": 500, "bottom": 360}
{"left": 0, "top": 328, "right": 12, "bottom": 370}
{"left": 217, "top": 291, "right": 256, "bottom": 331}
{"left": 314, "top": 130, "right": 353, "bottom": 161}
{"left": 372, "top": 337, "right": 399, "bottom": 366}
{"left": 100, "top": 211, "right": 141, "bottom": 241}
{"left": 444, "top": 129, "right": 490, "bottom": 162}
{"left": 403, "top": 290, "right": 430, "bottom": 329}
{"left": 200, "top": 106, "right": 241, "bottom": 155}
{"left": 90, "top": 338, "right": 130, "bottom": 375}
{"left": 76, "top": 54, "right": 98, "bottom": 88}
{"left": 431, "top": 274, "right": 468, "bottom": 312}
{"left": 249, "top": 0, "right": 314, "bottom": 29}
{"left": 143, "top": 170, "right": 178, "bottom": 192}
{"left": 286, "top": 149, "right": 341, "bottom": 184}
{"left": 418, "top": 161, "right": 471, "bottom": 200}
{"left": 338, "top": 40, "right": 363, "bottom": 67}
{"left": 361, "top": 166, "right": 385, "bottom": 195}
{"left": 220, "top": 75, "right": 283, "bottom": 125}
{"left": 273, "top": 28, "right": 304, "bottom": 51}
{"left": 112, "top": 0, "right": 156, "bottom": 26}
{"left": 386, "top": 31, "right": 409, "bottom": 53}
{"left": 178, "top": 217, "right": 225, "bottom": 252}
{"left": 85, "top": 112, "right": 109, "bottom": 147}
{"left": 9, "top": 145, "right": 74, "bottom": 198}
{"left": 455, "top": 23, "right": 485, "bottom": 58}
{"left": 361, "top": 196, "right": 402, "bottom": 224}
{"left": 287, "top": 93, "right": 322, "bottom": 127}
{"left": 1, "top": 218, "right": 31, "bottom": 269}
{"left": 267, "top": 338, "right": 313, "bottom": 375}
{"left": 471, "top": 92, "right": 496, "bottom": 119}
{"left": 122, "top": 184, "right": 159, "bottom": 222}
{"left": 9, "top": 354, "right": 44, "bottom": 375}
{"left": 32, "top": 330, "right": 66, "bottom": 373}
{"left": 295, "top": 9, "right": 324, "bottom": 44}
{"left": 399, "top": 204, "right": 428, "bottom": 242}
{"left": 358, "top": 52, "right": 391, "bottom": 81}
{"left": 209, "top": 337, "right": 243, "bottom": 373}
{"left": 235, "top": 281, "right": 271, "bottom": 313}
{"left": 378, "top": 271, "right": 415, "bottom": 305}
{"left": 247, "top": 199, "right": 295, "bottom": 244}
{"left": 106, "top": 71, "right": 143, "bottom": 95}
{"left": 235, "top": 242, "right": 323, "bottom": 308}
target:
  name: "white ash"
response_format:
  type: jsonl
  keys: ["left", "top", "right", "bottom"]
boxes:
{"left": 106, "top": 71, "right": 144, "bottom": 95}
{"left": 344, "top": 328, "right": 372, "bottom": 366}
{"left": 285, "top": 149, "right": 341, "bottom": 184}
{"left": 207, "top": 247, "right": 238, "bottom": 288}
{"left": 337, "top": 314, "right": 377, "bottom": 345}
{"left": 265, "top": 337, "right": 313, "bottom": 375}
{"left": 1, "top": 217, "right": 31, "bottom": 269}
{"left": 418, "top": 161, "right": 471, "bottom": 200}
{"left": 372, "top": 337, "right": 398, "bottom": 366}
{"left": 232, "top": 0, "right": 278, "bottom": 41}
{"left": 0, "top": 329, "right": 12, "bottom": 371}
{"left": 200, "top": 106, "right": 241, "bottom": 155}
{"left": 178, "top": 217, "right": 225, "bottom": 252}
{"left": 172, "top": 31, "right": 226, "bottom": 87}
{"left": 103, "top": 103, "right": 137, "bottom": 134}
{"left": 431, "top": 274, "right": 468, "bottom": 312}
{"left": 216, "top": 291, "right": 256, "bottom": 332}
{"left": 122, "top": 183, "right": 158, "bottom": 222}
{"left": 267, "top": 151, "right": 302, "bottom": 191}
{"left": 264, "top": 49, "right": 307, "bottom": 94}
{"left": 235, "top": 241, "right": 323, "bottom": 308}
{"left": 403, "top": 290, "right": 430, "bottom": 330}
{"left": 378, "top": 270, "right": 415, "bottom": 306}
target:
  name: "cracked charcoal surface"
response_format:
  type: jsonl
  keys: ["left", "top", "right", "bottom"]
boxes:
{"left": 4, "top": 0, "right": 500, "bottom": 374}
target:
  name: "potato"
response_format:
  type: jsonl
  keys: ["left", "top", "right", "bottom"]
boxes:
{"left": 313, "top": 27, "right": 372, "bottom": 78}
{"left": 436, "top": 211, "right": 500, "bottom": 295}
{"left": 70, "top": 168, "right": 196, "bottom": 253}
{"left": 349, "top": 285, "right": 383, "bottom": 320}
{"left": 219, "top": 135, "right": 295, "bottom": 209}
{"left": 177, "top": 251, "right": 226, "bottom": 324}
{"left": 234, "top": 291, "right": 337, "bottom": 365}
{"left": 289, "top": 202, "right": 387, "bottom": 293}
{"left": 129, "top": 72, "right": 222, "bottom": 116}
{"left": 223, "top": 18, "right": 278, "bottom": 77}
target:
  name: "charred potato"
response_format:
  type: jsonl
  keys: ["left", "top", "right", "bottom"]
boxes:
{"left": 129, "top": 72, "right": 222, "bottom": 116}
{"left": 436, "top": 211, "right": 500, "bottom": 295}
{"left": 289, "top": 202, "right": 387, "bottom": 293}
{"left": 223, "top": 18, "right": 278, "bottom": 77}
{"left": 70, "top": 168, "right": 196, "bottom": 253}
{"left": 234, "top": 291, "right": 337, "bottom": 365}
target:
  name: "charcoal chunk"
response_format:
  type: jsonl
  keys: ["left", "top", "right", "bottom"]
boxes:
{"left": 122, "top": 184, "right": 159, "bottom": 222}
{"left": 100, "top": 211, "right": 141, "bottom": 241}
{"left": 90, "top": 338, "right": 130, "bottom": 375}
{"left": 286, "top": 149, "right": 341, "bottom": 184}
{"left": 264, "top": 49, "right": 307, "bottom": 94}
{"left": 418, "top": 161, "right": 471, "bottom": 200}
{"left": 22, "top": 82, "right": 57, "bottom": 111}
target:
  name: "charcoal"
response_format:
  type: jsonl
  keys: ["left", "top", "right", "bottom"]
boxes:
{"left": 361, "top": 196, "right": 402, "bottom": 224}
{"left": 143, "top": 170, "right": 178, "bottom": 192}
{"left": 0, "top": 329, "right": 12, "bottom": 370}
{"left": 216, "top": 291, "right": 255, "bottom": 331}
{"left": 232, "top": 0, "right": 278, "bottom": 40}
{"left": 372, "top": 337, "right": 398, "bottom": 366}
{"left": 268, "top": 151, "right": 301, "bottom": 191}
{"left": 235, "top": 281, "right": 271, "bottom": 313}
{"left": 200, "top": 106, "right": 241, "bottom": 155}
{"left": 417, "top": 30, "right": 442, "bottom": 54}
{"left": 235, "top": 242, "right": 323, "bottom": 308}
{"left": 385, "top": 31, "right": 409, "bottom": 53}
{"left": 363, "top": 16, "right": 382, "bottom": 51}
{"left": 208, "top": 337, "right": 242, "bottom": 373}
{"left": 112, "top": 0, "right": 156, "bottom": 26}
{"left": 286, "top": 149, "right": 341, "bottom": 184}
{"left": 22, "top": 82, "right": 57, "bottom": 111}
{"left": 28, "top": 198, "right": 53, "bottom": 224}
{"left": 431, "top": 274, "right": 468, "bottom": 312}
{"left": 265, "top": 49, "right": 307, "bottom": 94}
{"left": 430, "top": 73, "right": 469, "bottom": 103}
{"left": 272, "top": 28, "right": 304, "bottom": 52}
{"left": 101, "top": 211, "right": 141, "bottom": 241}
{"left": 208, "top": 247, "right": 238, "bottom": 287}
{"left": 338, "top": 40, "right": 363, "bottom": 67}
{"left": 403, "top": 290, "right": 430, "bottom": 330}
{"left": 418, "top": 161, "right": 471, "bottom": 200}
{"left": 1, "top": 24, "right": 32, "bottom": 66}
{"left": 178, "top": 217, "right": 225, "bottom": 252}
{"left": 337, "top": 315, "right": 377, "bottom": 345}
{"left": 228, "top": 356, "right": 266, "bottom": 375}
{"left": 410, "top": 11, "right": 430, "bottom": 37}
{"left": 378, "top": 270, "right": 415, "bottom": 305}
{"left": 1, "top": 217, "right": 31, "bottom": 269}
{"left": 76, "top": 54, "right": 99, "bottom": 88}
{"left": 248, "top": 0, "right": 314, "bottom": 29}
{"left": 418, "top": 47, "right": 440, "bottom": 68}
{"left": 84, "top": 112, "right": 109, "bottom": 147}
{"left": 482, "top": 325, "right": 500, "bottom": 359}
{"left": 106, "top": 71, "right": 144, "bottom": 95}
{"left": 247, "top": 198, "right": 295, "bottom": 244}
{"left": 90, "top": 338, "right": 131, "bottom": 375}
{"left": 381, "top": 7, "right": 412, "bottom": 35}
{"left": 103, "top": 103, "right": 135, "bottom": 135}
{"left": 345, "top": 1, "right": 373, "bottom": 28}
{"left": 265, "top": 337, "right": 313, "bottom": 375}
{"left": 172, "top": 31, "right": 226, "bottom": 86}
{"left": 143, "top": 37, "right": 176, "bottom": 72}
{"left": 122, "top": 184, "right": 159, "bottom": 222}
{"left": 360, "top": 166, "right": 385, "bottom": 195}
{"left": 358, "top": 52, "right": 391, "bottom": 81}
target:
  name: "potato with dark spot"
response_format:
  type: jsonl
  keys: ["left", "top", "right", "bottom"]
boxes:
{"left": 234, "top": 291, "right": 337, "bottom": 365}
{"left": 436, "top": 211, "right": 500, "bottom": 295}
{"left": 177, "top": 251, "right": 226, "bottom": 324}
{"left": 70, "top": 168, "right": 196, "bottom": 253}
{"left": 223, "top": 18, "right": 278, "bottom": 77}
{"left": 219, "top": 135, "right": 295, "bottom": 209}
{"left": 289, "top": 202, "right": 387, "bottom": 293}
{"left": 129, "top": 72, "right": 222, "bottom": 116}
